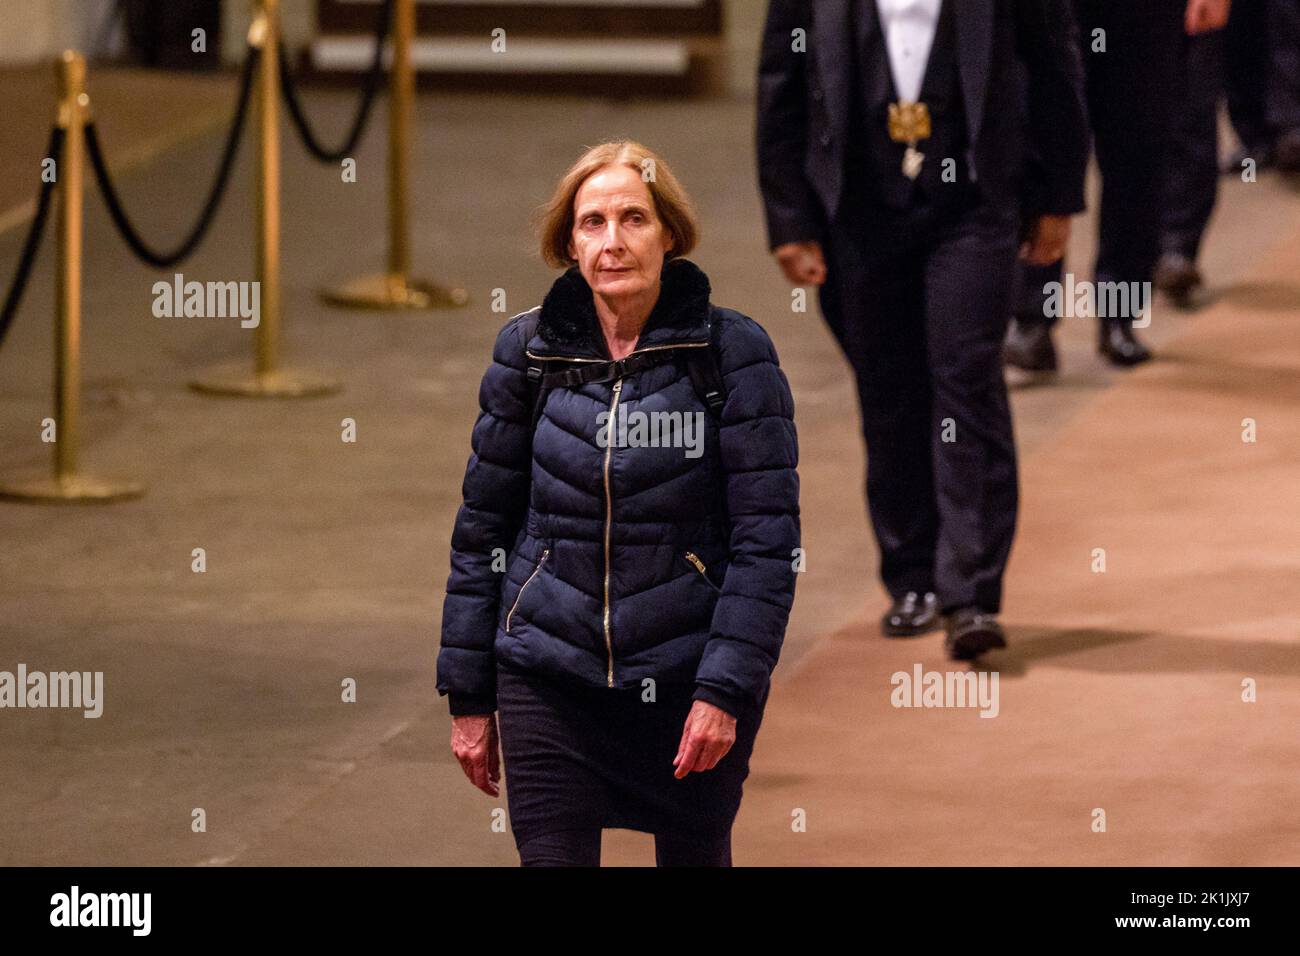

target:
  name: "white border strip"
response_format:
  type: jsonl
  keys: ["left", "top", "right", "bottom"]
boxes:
{"left": 312, "top": 36, "right": 690, "bottom": 75}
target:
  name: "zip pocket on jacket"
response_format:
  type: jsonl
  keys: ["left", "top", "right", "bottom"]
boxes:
{"left": 683, "top": 551, "right": 722, "bottom": 593}
{"left": 506, "top": 548, "right": 549, "bottom": 633}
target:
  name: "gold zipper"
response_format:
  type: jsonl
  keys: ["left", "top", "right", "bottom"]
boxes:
{"left": 683, "top": 551, "right": 721, "bottom": 591}
{"left": 505, "top": 548, "right": 549, "bottom": 633}
{"left": 602, "top": 379, "right": 624, "bottom": 687}
{"left": 523, "top": 341, "right": 710, "bottom": 685}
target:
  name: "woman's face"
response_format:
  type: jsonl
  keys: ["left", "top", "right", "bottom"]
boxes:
{"left": 568, "top": 164, "right": 673, "bottom": 301}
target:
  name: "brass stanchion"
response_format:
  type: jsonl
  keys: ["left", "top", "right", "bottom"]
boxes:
{"left": 191, "top": 0, "right": 341, "bottom": 397}
{"left": 0, "top": 52, "right": 144, "bottom": 503}
{"left": 320, "top": 0, "right": 468, "bottom": 311}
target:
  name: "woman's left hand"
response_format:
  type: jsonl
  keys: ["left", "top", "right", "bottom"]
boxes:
{"left": 673, "top": 700, "right": 737, "bottom": 778}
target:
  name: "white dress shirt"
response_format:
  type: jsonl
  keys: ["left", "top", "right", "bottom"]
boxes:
{"left": 875, "top": 0, "right": 943, "bottom": 104}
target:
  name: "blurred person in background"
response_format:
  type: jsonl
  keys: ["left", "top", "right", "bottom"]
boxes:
{"left": 1153, "top": 0, "right": 1300, "bottom": 305}
{"left": 1154, "top": 6, "right": 1237, "bottom": 304}
{"left": 1220, "top": 0, "right": 1300, "bottom": 174}
{"left": 1006, "top": 0, "right": 1232, "bottom": 374}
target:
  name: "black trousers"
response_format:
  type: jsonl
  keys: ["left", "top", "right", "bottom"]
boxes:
{"left": 819, "top": 186, "right": 1020, "bottom": 614}
{"left": 1268, "top": 0, "right": 1300, "bottom": 132}
{"left": 1019, "top": 0, "right": 1184, "bottom": 326}
{"left": 1245, "top": 0, "right": 1300, "bottom": 136}
{"left": 1160, "top": 30, "right": 1224, "bottom": 261}
{"left": 1225, "top": 0, "right": 1271, "bottom": 148}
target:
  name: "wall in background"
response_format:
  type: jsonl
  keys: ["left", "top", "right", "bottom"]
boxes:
{"left": 0, "top": 0, "right": 118, "bottom": 65}
{"left": 723, "top": 0, "right": 761, "bottom": 97}
{"left": 0, "top": 0, "right": 316, "bottom": 66}
{"left": 0, "top": 0, "right": 756, "bottom": 86}
{"left": 233, "top": 0, "right": 759, "bottom": 96}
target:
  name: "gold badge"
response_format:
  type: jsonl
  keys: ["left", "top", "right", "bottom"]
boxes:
{"left": 888, "top": 101, "right": 931, "bottom": 181}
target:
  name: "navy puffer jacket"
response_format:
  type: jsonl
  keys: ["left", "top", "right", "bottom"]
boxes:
{"left": 437, "top": 258, "right": 800, "bottom": 719}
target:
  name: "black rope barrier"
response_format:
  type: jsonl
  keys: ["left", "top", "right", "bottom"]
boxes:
{"left": 2, "top": 0, "right": 392, "bottom": 349}
{"left": 84, "top": 46, "right": 260, "bottom": 270}
{"left": 0, "top": 126, "right": 65, "bottom": 350}
{"left": 277, "top": 0, "right": 394, "bottom": 163}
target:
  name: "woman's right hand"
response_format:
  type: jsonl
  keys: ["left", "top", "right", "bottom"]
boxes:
{"left": 450, "top": 714, "right": 501, "bottom": 796}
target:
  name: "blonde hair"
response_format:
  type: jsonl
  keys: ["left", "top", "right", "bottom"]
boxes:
{"left": 537, "top": 141, "right": 700, "bottom": 268}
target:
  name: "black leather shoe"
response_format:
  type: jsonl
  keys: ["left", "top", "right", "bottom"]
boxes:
{"left": 1098, "top": 319, "right": 1153, "bottom": 367}
{"left": 1153, "top": 252, "right": 1202, "bottom": 303}
{"left": 1003, "top": 320, "right": 1058, "bottom": 374}
{"left": 944, "top": 608, "right": 1007, "bottom": 660}
{"left": 881, "top": 591, "right": 940, "bottom": 637}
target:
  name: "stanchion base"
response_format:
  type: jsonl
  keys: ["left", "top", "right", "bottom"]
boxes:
{"left": 189, "top": 366, "right": 343, "bottom": 398}
{"left": 0, "top": 473, "right": 145, "bottom": 503}
{"left": 320, "top": 273, "right": 469, "bottom": 311}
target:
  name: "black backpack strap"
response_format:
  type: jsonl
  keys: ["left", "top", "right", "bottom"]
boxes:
{"left": 525, "top": 361, "right": 550, "bottom": 432}
{"left": 519, "top": 310, "right": 550, "bottom": 432}
{"left": 525, "top": 314, "right": 728, "bottom": 430}
{"left": 683, "top": 318, "right": 726, "bottom": 418}
{"left": 529, "top": 349, "right": 686, "bottom": 430}
{"left": 541, "top": 349, "right": 679, "bottom": 389}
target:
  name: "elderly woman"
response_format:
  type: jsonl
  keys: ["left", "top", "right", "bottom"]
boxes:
{"left": 436, "top": 141, "right": 800, "bottom": 867}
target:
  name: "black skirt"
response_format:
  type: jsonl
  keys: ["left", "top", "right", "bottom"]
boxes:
{"left": 495, "top": 660, "right": 767, "bottom": 846}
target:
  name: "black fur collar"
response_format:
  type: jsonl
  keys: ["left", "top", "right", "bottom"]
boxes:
{"left": 534, "top": 257, "right": 712, "bottom": 355}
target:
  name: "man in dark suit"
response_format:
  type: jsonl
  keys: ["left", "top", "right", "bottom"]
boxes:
{"left": 757, "top": 0, "right": 1089, "bottom": 658}
{"left": 1005, "top": 0, "right": 1232, "bottom": 373}
{"left": 1156, "top": 1, "right": 1300, "bottom": 302}
{"left": 1154, "top": 15, "right": 1230, "bottom": 304}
